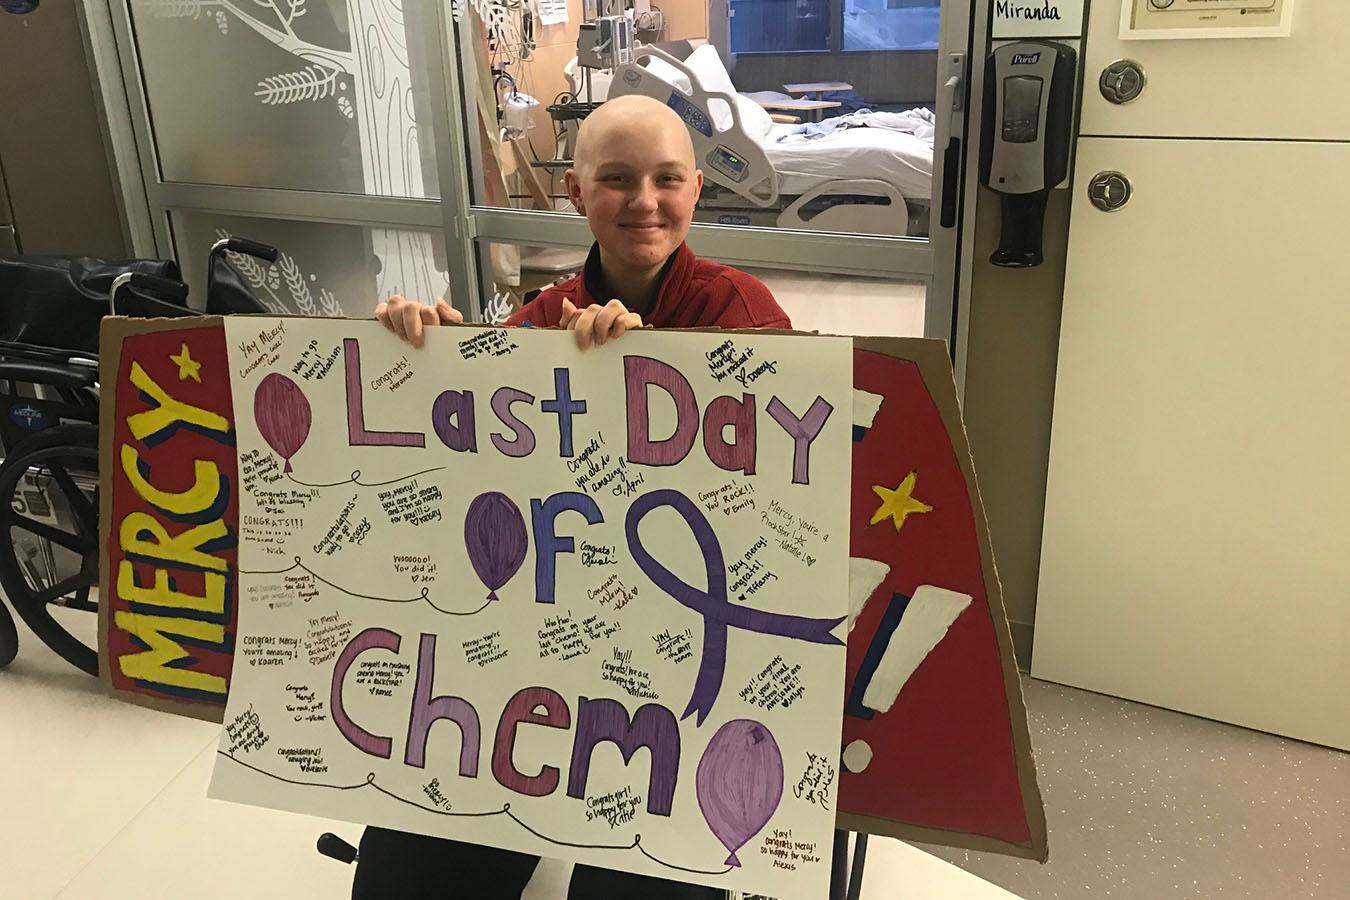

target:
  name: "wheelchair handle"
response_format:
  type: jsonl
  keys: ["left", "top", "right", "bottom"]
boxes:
{"left": 108, "top": 272, "right": 132, "bottom": 316}
{"left": 316, "top": 832, "right": 358, "bottom": 865}
{"left": 130, "top": 272, "right": 190, "bottom": 301}
{"left": 109, "top": 271, "right": 192, "bottom": 317}
{"left": 213, "top": 236, "right": 279, "bottom": 263}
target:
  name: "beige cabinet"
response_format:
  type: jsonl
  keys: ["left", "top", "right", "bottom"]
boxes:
{"left": 1079, "top": 2, "right": 1350, "bottom": 141}
{"left": 1033, "top": 2, "right": 1350, "bottom": 750}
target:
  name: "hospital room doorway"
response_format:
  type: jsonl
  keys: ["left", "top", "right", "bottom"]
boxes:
{"left": 451, "top": 0, "right": 984, "bottom": 342}
{"left": 94, "top": 0, "right": 989, "bottom": 349}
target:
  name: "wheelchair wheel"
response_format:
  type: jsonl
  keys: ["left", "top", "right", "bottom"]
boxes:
{"left": 0, "top": 598, "right": 16, "bottom": 669}
{"left": 0, "top": 424, "right": 99, "bottom": 675}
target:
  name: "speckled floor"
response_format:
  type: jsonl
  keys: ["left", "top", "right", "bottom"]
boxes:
{"left": 4, "top": 607, "right": 1344, "bottom": 899}
{"left": 0, "top": 610, "right": 1012, "bottom": 900}
{"left": 920, "top": 677, "right": 1349, "bottom": 900}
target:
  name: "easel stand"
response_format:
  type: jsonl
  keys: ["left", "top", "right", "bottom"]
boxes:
{"left": 828, "top": 829, "right": 868, "bottom": 900}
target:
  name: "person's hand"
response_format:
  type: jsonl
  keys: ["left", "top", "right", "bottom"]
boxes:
{"left": 560, "top": 299, "right": 642, "bottom": 350}
{"left": 374, "top": 295, "right": 462, "bottom": 348}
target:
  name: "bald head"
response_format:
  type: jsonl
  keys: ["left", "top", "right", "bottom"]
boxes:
{"left": 573, "top": 94, "right": 696, "bottom": 176}
{"left": 565, "top": 93, "right": 704, "bottom": 281}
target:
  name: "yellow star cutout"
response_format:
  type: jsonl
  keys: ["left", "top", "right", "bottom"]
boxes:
{"left": 170, "top": 343, "right": 202, "bottom": 382}
{"left": 870, "top": 471, "right": 933, "bottom": 532}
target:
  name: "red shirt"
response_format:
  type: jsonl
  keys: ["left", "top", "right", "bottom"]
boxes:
{"left": 505, "top": 243, "right": 791, "bottom": 330}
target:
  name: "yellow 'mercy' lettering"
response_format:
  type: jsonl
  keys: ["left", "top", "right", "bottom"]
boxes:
{"left": 120, "top": 445, "right": 222, "bottom": 517}
{"left": 113, "top": 610, "right": 227, "bottom": 696}
{"left": 112, "top": 350, "right": 236, "bottom": 699}
{"left": 117, "top": 562, "right": 226, "bottom": 616}
{"left": 119, "top": 512, "right": 230, "bottom": 573}
{"left": 126, "top": 361, "right": 230, "bottom": 443}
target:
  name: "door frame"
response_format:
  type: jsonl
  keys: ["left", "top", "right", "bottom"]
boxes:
{"left": 83, "top": 0, "right": 990, "bottom": 366}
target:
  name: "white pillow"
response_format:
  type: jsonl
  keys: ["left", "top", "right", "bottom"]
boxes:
{"left": 640, "top": 54, "right": 694, "bottom": 96}
{"left": 731, "top": 95, "right": 775, "bottom": 144}
{"left": 683, "top": 44, "right": 774, "bottom": 142}
{"left": 639, "top": 46, "right": 773, "bottom": 144}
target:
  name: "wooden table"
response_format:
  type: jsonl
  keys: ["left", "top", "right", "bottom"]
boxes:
{"left": 783, "top": 81, "right": 854, "bottom": 101}
{"left": 755, "top": 97, "right": 842, "bottom": 123}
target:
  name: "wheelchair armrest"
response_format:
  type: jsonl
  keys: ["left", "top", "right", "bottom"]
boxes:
{"left": 0, "top": 358, "right": 99, "bottom": 391}
{"left": 0, "top": 339, "right": 98, "bottom": 367}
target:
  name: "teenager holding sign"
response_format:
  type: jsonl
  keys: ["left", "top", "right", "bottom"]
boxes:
{"left": 362, "top": 95, "right": 789, "bottom": 898}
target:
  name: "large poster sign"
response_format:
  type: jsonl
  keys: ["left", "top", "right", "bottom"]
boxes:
{"left": 838, "top": 339, "right": 1046, "bottom": 859}
{"left": 98, "top": 319, "right": 1048, "bottom": 868}
{"left": 204, "top": 319, "right": 852, "bottom": 897}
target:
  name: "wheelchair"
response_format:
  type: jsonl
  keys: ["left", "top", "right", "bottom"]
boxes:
{"left": 0, "top": 238, "right": 278, "bottom": 674}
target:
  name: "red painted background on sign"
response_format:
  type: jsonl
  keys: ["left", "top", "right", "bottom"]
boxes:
{"left": 106, "top": 325, "right": 238, "bottom": 706}
{"left": 839, "top": 350, "right": 1030, "bottom": 845}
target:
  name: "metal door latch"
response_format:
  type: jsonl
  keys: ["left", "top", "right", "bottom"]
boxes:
{"left": 1100, "top": 59, "right": 1146, "bottom": 105}
{"left": 1088, "top": 171, "right": 1132, "bottom": 212}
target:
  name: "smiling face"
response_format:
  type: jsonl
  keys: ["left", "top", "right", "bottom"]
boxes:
{"left": 566, "top": 95, "right": 705, "bottom": 278}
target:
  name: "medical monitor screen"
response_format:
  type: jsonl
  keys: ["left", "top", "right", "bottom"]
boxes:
{"left": 708, "top": 146, "right": 749, "bottom": 182}
{"left": 1002, "top": 76, "right": 1043, "bottom": 144}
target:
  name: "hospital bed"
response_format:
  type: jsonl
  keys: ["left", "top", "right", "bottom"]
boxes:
{"left": 590, "top": 44, "right": 935, "bottom": 236}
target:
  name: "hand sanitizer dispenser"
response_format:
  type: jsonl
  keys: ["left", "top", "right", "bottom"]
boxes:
{"left": 979, "top": 41, "right": 1077, "bottom": 268}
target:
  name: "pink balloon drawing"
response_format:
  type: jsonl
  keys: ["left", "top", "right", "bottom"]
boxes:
{"left": 464, "top": 491, "right": 528, "bottom": 602}
{"left": 696, "top": 718, "right": 784, "bottom": 867}
{"left": 253, "top": 373, "right": 312, "bottom": 473}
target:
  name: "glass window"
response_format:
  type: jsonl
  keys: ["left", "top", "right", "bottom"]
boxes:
{"left": 739, "top": 266, "right": 926, "bottom": 336}
{"left": 843, "top": 0, "right": 942, "bottom": 52}
{"left": 129, "top": 0, "right": 440, "bottom": 198}
{"left": 475, "top": 239, "right": 590, "bottom": 324}
{"left": 730, "top": 0, "right": 831, "bottom": 54}
{"left": 171, "top": 212, "right": 449, "bottom": 318}
{"left": 474, "top": 239, "right": 925, "bottom": 337}
{"left": 453, "top": 0, "right": 939, "bottom": 239}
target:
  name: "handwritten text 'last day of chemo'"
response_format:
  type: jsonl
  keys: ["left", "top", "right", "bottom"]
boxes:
{"left": 337, "top": 339, "right": 834, "bottom": 488}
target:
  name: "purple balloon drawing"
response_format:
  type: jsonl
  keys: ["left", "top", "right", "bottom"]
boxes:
{"left": 696, "top": 718, "right": 784, "bottom": 867}
{"left": 254, "top": 373, "right": 312, "bottom": 473}
{"left": 464, "top": 491, "right": 528, "bottom": 602}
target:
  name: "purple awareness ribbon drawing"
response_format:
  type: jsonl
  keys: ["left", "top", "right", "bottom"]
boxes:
{"left": 625, "top": 489, "right": 846, "bottom": 726}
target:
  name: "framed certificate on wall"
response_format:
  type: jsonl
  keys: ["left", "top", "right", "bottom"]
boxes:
{"left": 1120, "top": 0, "right": 1295, "bottom": 40}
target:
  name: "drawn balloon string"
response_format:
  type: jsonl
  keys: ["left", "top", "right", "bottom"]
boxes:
{"left": 284, "top": 466, "right": 446, "bottom": 490}
{"left": 240, "top": 490, "right": 530, "bottom": 613}
{"left": 241, "top": 557, "right": 492, "bottom": 617}
{"left": 219, "top": 751, "right": 734, "bottom": 877}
